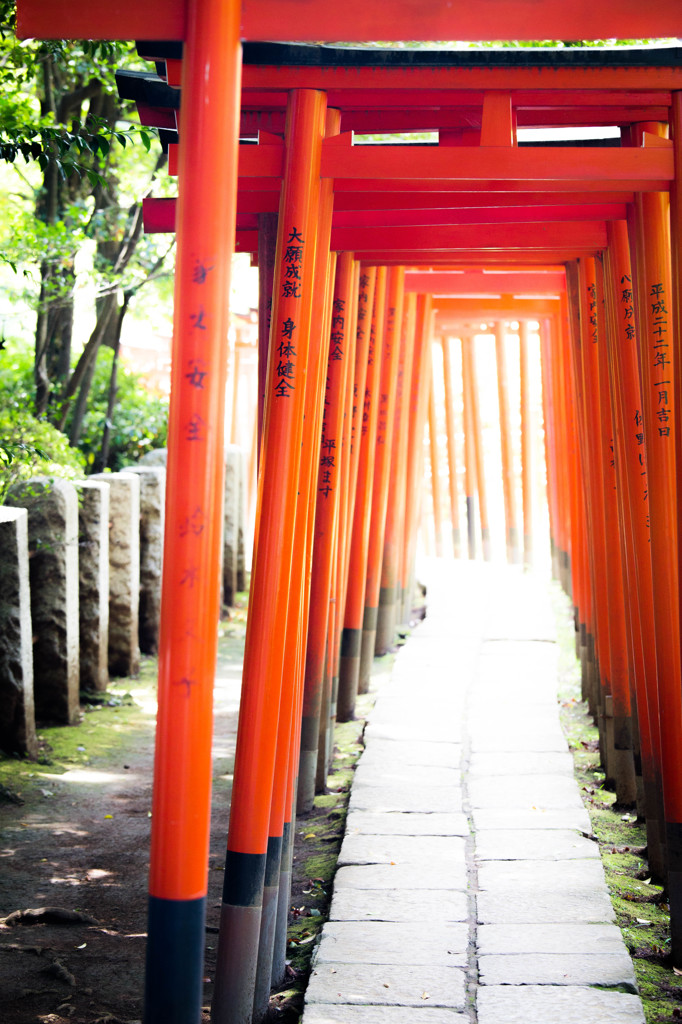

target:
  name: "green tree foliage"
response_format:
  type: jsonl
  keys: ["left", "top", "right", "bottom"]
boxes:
{"left": 0, "top": 0, "right": 172, "bottom": 477}
{"left": 0, "top": 341, "right": 84, "bottom": 502}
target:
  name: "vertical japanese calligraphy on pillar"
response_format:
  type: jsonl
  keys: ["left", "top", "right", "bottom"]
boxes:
{"left": 376, "top": 304, "right": 395, "bottom": 446}
{"left": 174, "top": 254, "right": 216, "bottom": 624}
{"left": 588, "top": 281, "right": 598, "bottom": 343}
{"left": 352, "top": 273, "right": 372, "bottom": 452}
{"left": 318, "top": 295, "right": 346, "bottom": 501}
{"left": 620, "top": 273, "right": 649, "bottom": 523}
{"left": 274, "top": 227, "right": 305, "bottom": 399}
{"left": 649, "top": 281, "right": 671, "bottom": 440}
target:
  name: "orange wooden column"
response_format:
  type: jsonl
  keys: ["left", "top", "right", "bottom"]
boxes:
{"left": 519, "top": 320, "right": 533, "bottom": 568}
{"left": 577, "top": 258, "right": 613, "bottom": 751}
{"left": 442, "top": 334, "right": 462, "bottom": 558}
{"left": 144, "top": 3, "right": 241, "bottom": 1022}
{"left": 461, "top": 331, "right": 478, "bottom": 559}
{"left": 604, "top": 219, "right": 665, "bottom": 877}
{"left": 631, "top": 129, "right": 682, "bottom": 962}
{"left": 376, "top": 290, "right": 417, "bottom": 654}
{"left": 494, "top": 322, "right": 521, "bottom": 563}
{"left": 297, "top": 251, "right": 356, "bottom": 813}
{"left": 560, "top": 307, "right": 591, "bottom": 693}
{"left": 255, "top": 147, "right": 337, "bottom": 1013}
{"left": 565, "top": 267, "right": 599, "bottom": 711}
{"left": 400, "top": 294, "right": 434, "bottom": 620}
{"left": 211, "top": 87, "right": 327, "bottom": 1024}
{"left": 464, "top": 333, "right": 491, "bottom": 561}
{"left": 337, "top": 267, "right": 387, "bottom": 720}
{"left": 428, "top": 365, "right": 444, "bottom": 558}
{"left": 359, "top": 265, "right": 405, "bottom": 691}
{"left": 594, "top": 257, "right": 637, "bottom": 804}
{"left": 325, "top": 261, "right": 361, "bottom": 767}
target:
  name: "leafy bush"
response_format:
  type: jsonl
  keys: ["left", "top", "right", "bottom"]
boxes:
{"left": 68, "top": 346, "right": 168, "bottom": 472}
{"left": 0, "top": 407, "right": 85, "bottom": 504}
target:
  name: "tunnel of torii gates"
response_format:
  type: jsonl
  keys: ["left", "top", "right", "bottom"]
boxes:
{"left": 16, "top": 0, "right": 682, "bottom": 1021}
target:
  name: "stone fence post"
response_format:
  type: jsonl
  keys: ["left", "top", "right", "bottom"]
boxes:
{"left": 76, "top": 480, "right": 110, "bottom": 693}
{"left": 5, "top": 477, "right": 80, "bottom": 725}
{"left": 0, "top": 507, "right": 37, "bottom": 755}
{"left": 128, "top": 465, "right": 165, "bottom": 655}
{"left": 91, "top": 471, "right": 140, "bottom": 677}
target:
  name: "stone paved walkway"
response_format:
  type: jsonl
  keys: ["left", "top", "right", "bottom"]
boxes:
{"left": 302, "top": 560, "right": 646, "bottom": 1024}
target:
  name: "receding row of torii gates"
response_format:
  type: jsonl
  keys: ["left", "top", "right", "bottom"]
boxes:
{"left": 16, "top": 1, "right": 682, "bottom": 1022}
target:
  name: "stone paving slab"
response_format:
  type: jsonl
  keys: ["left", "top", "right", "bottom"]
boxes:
{"left": 477, "top": 923, "right": 628, "bottom": 955}
{"left": 478, "top": 858, "right": 606, "bottom": 891}
{"left": 478, "top": 952, "right": 638, "bottom": 989}
{"left": 472, "top": 806, "right": 592, "bottom": 832}
{"left": 329, "top": 888, "right": 469, "bottom": 923}
{"left": 302, "top": 1006, "right": 468, "bottom": 1023}
{"left": 306, "top": 963, "right": 466, "bottom": 1008}
{"left": 477, "top": 888, "right": 616, "bottom": 924}
{"left": 468, "top": 730, "right": 568, "bottom": 753}
{"left": 364, "top": 722, "right": 463, "bottom": 744}
{"left": 337, "top": 833, "right": 466, "bottom": 867}
{"left": 344, "top": 810, "right": 469, "bottom": 837}
{"left": 468, "top": 774, "right": 587, "bottom": 810}
{"left": 352, "top": 764, "right": 461, "bottom": 790}
{"left": 348, "top": 785, "right": 462, "bottom": 814}
{"left": 302, "top": 561, "right": 645, "bottom": 1024}
{"left": 468, "top": 751, "right": 574, "bottom": 776}
{"left": 334, "top": 862, "right": 467, "bottom": 891}
{"left": 476, "top": 985, "right": 646, "bottom": 1024}
{"left": 475, "top": 828, "right": 599, "bottom": 861}
{"left": 357, "top": 740, "right": 461, "bottom": 769}
{"left": 314, "top": 921, "right": 468, "bottom": 967}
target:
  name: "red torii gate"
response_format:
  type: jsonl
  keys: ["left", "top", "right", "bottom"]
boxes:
{"left": 15, "top": 3, "right": 682, "bottom": 1023}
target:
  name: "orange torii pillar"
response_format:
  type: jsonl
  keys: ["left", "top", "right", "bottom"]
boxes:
{"left": 400, "top": 294, "right": 434, "bottom": 621}
{"left": 604, "top": 219, "right": 665, "bottom": 877}
{"left": 441, "top": 333, "right": 462, "bottom": 559}
{"left": 255, "top": 150, "right": 337, "bottom": 1018}
{"left": 461, "top": 331, "right": 478, "bottom": 560}
{"left": 519, "top": 321, "right": 533, "bottom": 568}
{"left": 494, "top": 322, "right": 521, "bottom": 564}
{"left": 631, "top": 129, "right": 682, "bottom": 962}
{"left": 576, "top": 258, "right": 614, "bottom": 760}
{"left": 326, "top": 261, "right": 362, "bottom": 765}
{"left": 463, "top": 333, "right": 492, "bottom": 561}
{"left": 337, "top": 268, "right": 387, "bottom": 720}
{"left": 212, "top": 88, "right": 327, "bottom": 1024}
{"left": 143, "top": 3, "right": 240, "bottom": 1022}
{"left": 335, "top": 267, "right": 377, "bottom": 724}
{"left": 297, "top": 252, "right": 356, "bottom": 813}
{"left": 359, "top": 266, "right": 405, "bottom": 691}
{"left": 427, "top": 365, "right": 444, "bottom": 558}
{"left": 376, "top": 290, "right": 417, "bottom": 655}
{"left": 561, "top": 308, "right": 592, "bottom": 693}
{"left": 593, "top": 258, "right": 637, "bottom": 804}
{"left": 672, "top": 91, "right": 682, "bottom": 932}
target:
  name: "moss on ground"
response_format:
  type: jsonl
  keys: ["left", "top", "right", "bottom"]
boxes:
{"left": 0, "top": 658, "right": 158, "bottom": 804}
{"left": 553, "top": 583, "right": 681, "bottom": 1024}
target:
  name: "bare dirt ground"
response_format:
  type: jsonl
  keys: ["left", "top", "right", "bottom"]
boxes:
{"left": 0, "top": 624, "right": 244, "bottom": 1024}
{"left": 0, "top": 611, "right": 374, "bottom": 1024}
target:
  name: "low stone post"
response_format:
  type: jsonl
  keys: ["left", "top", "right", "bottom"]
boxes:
{"left": 128, "top": 465, "right": 165, "bottom": 654}
{"left": 223, "top": 444, "right": 240, "bottom": 608}
{"left": 0, "top": 508, "right": 37, "bottom": 755}
{"left": 139, "top": 447, "right": 168, "bottom": 468}
{"left": 6, "top": 477, "right": 80, "bottom": 724}
{"left": 76, "top": 480, "right": 110, "bottom": 693}
{"left": 91, "top": 471, "right": 140, "bottom": 677}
